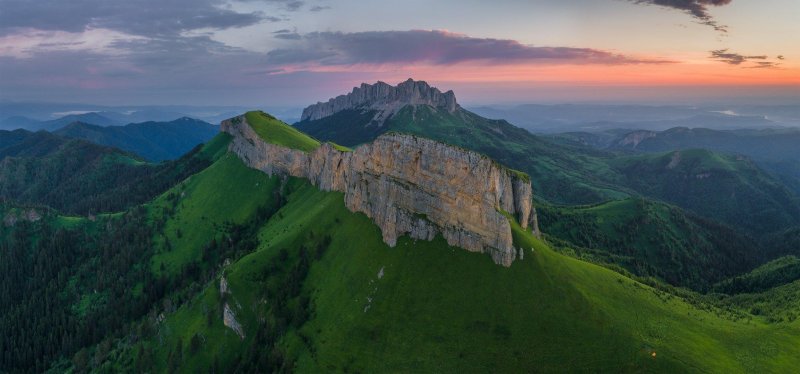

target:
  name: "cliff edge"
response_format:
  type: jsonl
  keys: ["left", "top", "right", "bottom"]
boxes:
{"left": 222, "top": 112, "right": 538, "bottom": 266}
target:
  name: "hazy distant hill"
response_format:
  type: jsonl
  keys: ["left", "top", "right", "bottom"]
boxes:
{"left": 35, "top": 112, "right": 120, "bottom": 131}
{"left": 55, "top": 117, "right": 218, "bottom": 161}
{"left": 471, "top": 104, "right": 785, "bottom": 133}
{"left": 611, "top": 127, "right": 800, "bottom": 194}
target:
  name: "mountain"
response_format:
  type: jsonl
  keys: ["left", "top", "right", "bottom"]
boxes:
{"left": 296, "top": 80, "right": 800, "bottom": 238}
{"left": 96, "top": 109, "right": 191, "bottom": 124}
{"left": 301, "top": 78, "right": 457, "bottom": 124}
{"left": 471, "top": 104, "right": 785, "bottom": 133}
{"left": 0, "top": 116, "right": 40, "bottom": 130}
{"left": 540, "top": 198, "right": 759, "bottom": 290}
{"left": 226, "top": 111, "right": 537, "bottom": 266}
{"left": 0, "top": 129, "right": 216, "bottom": 214}
{"left": 3, "top": 111, "right": 800, "bottom": 372}
{"left": 54, "top": 117, "right": 219, "bottom": 161}
{"left": 613, "top": 126, "right": 800, "bottom": 193}
{"left": 296, "top": 79, "right": 632, "bottom": 205}
{"left": 609, "top": 149, "right": 800, "bottom": 235}
{"left": 34, "top": 112, "right": 120, "bottom": 131}
{"left": 713, "top": 256, "right": 800, "bottom": 295}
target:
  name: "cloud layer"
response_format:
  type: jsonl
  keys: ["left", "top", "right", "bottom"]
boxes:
{"left": 0, "top": 0, "right": 294, "bottom": 38}
{"left": 631, "top": 0, "right": 733, "bottom": 32}
{"left": 710, "top": 49, "right": 781, "bottom": 68}
{"left": 266, "top": 30, "right": 670, "bottom": 66}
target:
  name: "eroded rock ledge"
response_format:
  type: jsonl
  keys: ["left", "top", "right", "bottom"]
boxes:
{"left": 222, "top": 115, "right": 537, "bottom": 266}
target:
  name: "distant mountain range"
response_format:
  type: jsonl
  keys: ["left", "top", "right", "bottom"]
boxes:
{"left": 470, "top": 103, "right": 798, "bottom": 133}
{"left": 551, "top": 126, "right": 800, "bottom": 196}
{"left": 55, "top": 117, "right": 219, "bottom": 161}
{"left": 0, "top": 103, "right": 303, "bottom": 131}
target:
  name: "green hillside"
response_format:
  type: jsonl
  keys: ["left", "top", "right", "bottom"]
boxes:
{"left": 92, "top": 150, "right": 800, "bottom": 373}
{"left": 0, "top": 129, "right": 216, "bottom": 215}
{"left": 610, "top": 149, "right": 800, "bottom": 235}
{"left": 713, "top": 256, "right": 800, "bottom": 295}
{"left": 540, "top": 198, "right": 759, "bottom": 291}
{"left": 0, "top": 135, "right": 232, "bottom": 372}
{"left": 246, "top": 111, "right": 320, "bottom": 152}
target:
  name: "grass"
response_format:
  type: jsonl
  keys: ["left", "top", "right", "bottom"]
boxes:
{"left": 328, "top": 142, "right": 352, "bottom": 152}
{"left": 148, "top": 152, "right": 281, "bottom": 275}
{"left": 120, "top": 154, "right": 800, "bottom": 372}
{"left": 244, "top": 111, "right": 320, "bottom": 152}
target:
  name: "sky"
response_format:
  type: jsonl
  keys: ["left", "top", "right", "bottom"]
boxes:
{"left": 0, "top": 0, "right": 798, "bottom": 107}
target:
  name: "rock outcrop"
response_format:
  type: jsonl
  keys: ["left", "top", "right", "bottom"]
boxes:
{"left": 300, "top": 79, "right": 458, "bottom": 124}
{"left": 222, "top": 115, "right": 538, "bottom": 266}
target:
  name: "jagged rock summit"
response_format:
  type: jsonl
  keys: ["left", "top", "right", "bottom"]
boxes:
{"left": 300, "top": 79, "right": 458, "bottom": 124}
{"left": 222, "top": 112, "right": 538, "bottom": 266}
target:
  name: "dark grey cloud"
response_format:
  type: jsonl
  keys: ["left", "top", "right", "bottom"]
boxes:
{"left": 710, "top": 49, "right": 780, "bottom": 68}
{"left": 777, "top": 55, "right": 785, "bottom": 60}
{"left": 273, "top": 29, "right": 302, "bottom": 40}
{"left": 748, "top": 61, "right": 780, "bottom": 69}
{"left": 631, "top": 0, "right": 732, "bottom": 32}
{"left": 309, "top": 5, "right": 331, "bottom": 12}
{"left": 238, "top": 0, "right": 305, "bottom": 12}
{"left": 0, "top": 0, "right": 294, "bottom": 37}
{"left": 710, "top": 49, "right": 766, "bottom": 65}
{"left": 265, "top": 30, "right": 671, "bottom": 66}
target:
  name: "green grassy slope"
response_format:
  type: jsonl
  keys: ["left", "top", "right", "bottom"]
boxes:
{"left": 610, "top": 149, "right": 800, "bottom": 235}
{"left": 245, "top": 111, "right": 320, "bottom": 152}
{"left": 147, "top": 133, "right": 284, "bottom": 276}
{"left": 109, "top": 153, "right": 800, "bottom": 373}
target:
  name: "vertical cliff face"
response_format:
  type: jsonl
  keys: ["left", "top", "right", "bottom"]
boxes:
{"left": 300, "top": 79, "right": 458, "bottom": 123}
{"left": 222, "top": 114, "right": 538, "bottom": 266}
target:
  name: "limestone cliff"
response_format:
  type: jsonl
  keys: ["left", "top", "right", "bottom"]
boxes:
{"left": 300, "top": 79, "right": 458, "bottom": 124}
{"left": 222, "top": 114, "right": 538, "bottom": 266}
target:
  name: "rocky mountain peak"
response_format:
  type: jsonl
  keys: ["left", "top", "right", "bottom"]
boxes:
{"left": 300, "top": 79, "right": 459, "bottom": 123}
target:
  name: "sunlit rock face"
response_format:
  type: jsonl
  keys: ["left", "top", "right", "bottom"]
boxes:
{"left": 222, "top": 115, "right": 537, "bottom": 266}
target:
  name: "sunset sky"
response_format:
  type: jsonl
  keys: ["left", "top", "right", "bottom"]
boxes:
{"left": 0, "top": 0, "right": 798, "bottom": 106}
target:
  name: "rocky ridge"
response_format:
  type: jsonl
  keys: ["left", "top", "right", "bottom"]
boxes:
{"left": 222, "top": 114, "right": 538, "bottom": 266}
{"left": 300, "top": 79, "right": 458, "bottom": 124}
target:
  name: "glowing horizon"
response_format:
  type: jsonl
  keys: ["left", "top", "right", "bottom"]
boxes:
{"left": 0, "top": 0, "right": 797, "bottom": 106}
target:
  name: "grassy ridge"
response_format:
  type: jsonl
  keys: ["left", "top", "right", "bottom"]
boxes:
{"left": 148, "top": 151, "right": 281, "bottom": 276}
{"left": 112, "top": 152, "right": 800, "bottom": 372}
{"left": 245, "top": 111, "right": 320, "bottom": 152}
